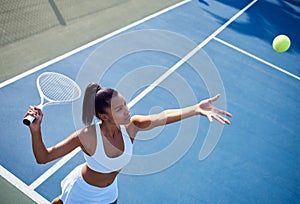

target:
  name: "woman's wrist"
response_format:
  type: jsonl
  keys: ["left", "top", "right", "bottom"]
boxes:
{"left": 30, "top": 126, "right": 41, "bottom": 136}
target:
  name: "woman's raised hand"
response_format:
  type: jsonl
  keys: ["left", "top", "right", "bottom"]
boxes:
{"left": 197, "top": 94, "right": 232, "bottom": 125}
{"left": 24, "top": 106, "right": 43, "bottom": 130}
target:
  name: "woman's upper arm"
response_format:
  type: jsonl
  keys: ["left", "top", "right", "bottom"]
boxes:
{"left": 129, "top": 115, "right": 160, "bottom": 134}
{"left": 46, "top": 130, "right": 82, "bottom": 162}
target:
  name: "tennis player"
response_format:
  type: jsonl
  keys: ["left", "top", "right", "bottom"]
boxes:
{"left": 25, "top": 83, "right": 232, "bottom": 204}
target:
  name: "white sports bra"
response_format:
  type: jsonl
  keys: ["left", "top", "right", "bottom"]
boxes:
{"left": 83, "top": 123, "right": 133, "bottom": 173}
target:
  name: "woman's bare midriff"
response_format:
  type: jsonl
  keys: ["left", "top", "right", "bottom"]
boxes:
{"left": 81, "top": 164, "right": 119, "bottom": 188}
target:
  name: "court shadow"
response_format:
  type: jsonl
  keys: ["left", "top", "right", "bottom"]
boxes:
{"left": 198, "top": 0, "right": 209, "bottom": 6}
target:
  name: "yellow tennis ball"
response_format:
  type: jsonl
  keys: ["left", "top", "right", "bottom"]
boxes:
{"left": 272, "top": 35, "right": 291, "bottom": 52}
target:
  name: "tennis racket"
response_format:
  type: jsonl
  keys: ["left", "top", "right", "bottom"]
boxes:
{"left": 23, "top": 72, "right": 81, "bottom": 126}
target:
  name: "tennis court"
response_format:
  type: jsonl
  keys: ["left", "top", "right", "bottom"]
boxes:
{"left": 1, "top": 0, "right": 299, "bottom": 203}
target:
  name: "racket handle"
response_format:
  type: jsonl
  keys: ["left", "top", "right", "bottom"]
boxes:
{"left": 23, "top": 105, "right": 43, "bottom": 126}
{"left": 23, "top": 115, "right": 35, "bottom": 126}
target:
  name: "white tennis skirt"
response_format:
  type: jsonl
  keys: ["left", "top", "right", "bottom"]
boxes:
{"left": 60, "top": 164, "right": 118, "bottom": 204}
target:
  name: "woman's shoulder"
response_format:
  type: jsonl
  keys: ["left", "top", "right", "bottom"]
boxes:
{"left": 124, "top": 117, "right": 144, "bottom": 141}
{"left": 77, "top": 124, "right": 97, "bottom": 155}
{"left": 75, "top": 124, "right": 96, "bottom": 137}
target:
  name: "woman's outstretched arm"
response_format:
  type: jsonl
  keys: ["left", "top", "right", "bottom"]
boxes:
{"left": 129, "top": 95, "right": 232, "bottom": 136}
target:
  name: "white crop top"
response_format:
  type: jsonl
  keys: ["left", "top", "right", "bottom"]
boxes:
{"left": 83, "top": 123, "right": 133, "bottom": 173}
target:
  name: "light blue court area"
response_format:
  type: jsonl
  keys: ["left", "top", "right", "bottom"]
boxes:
{"left": 1, "top": 0, "right": 299, "bottom": 203}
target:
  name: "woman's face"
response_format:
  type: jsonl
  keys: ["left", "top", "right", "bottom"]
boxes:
{"left": 104, "top": 93, "right": 131, "bottom": 125}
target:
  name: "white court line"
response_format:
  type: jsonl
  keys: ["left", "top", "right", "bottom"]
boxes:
{"left": 0, "top": 0, "right": 191, "bottom": 89}
{"left": 0, "top": 165, "right": 50, "bottom": 204}
{"left": 214, "top": 37, "right": 300, "bottom": 81}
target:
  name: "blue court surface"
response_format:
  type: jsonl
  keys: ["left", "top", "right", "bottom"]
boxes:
{"left": 1, "top": 0, "right": 300, "bottom": 203}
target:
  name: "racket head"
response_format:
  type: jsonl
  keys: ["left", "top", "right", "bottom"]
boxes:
{"left": 23, "top": 72, "right": 81, "bottom": 126}
{"left": 37, "top": 72, "right": 81, "bottom": 105}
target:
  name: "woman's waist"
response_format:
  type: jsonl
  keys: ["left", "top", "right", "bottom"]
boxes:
{"left": 81, "top": 164, "right": 119, "bottom": 188}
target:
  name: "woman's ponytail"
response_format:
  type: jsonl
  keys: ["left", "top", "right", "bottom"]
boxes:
{"left": 82, "top": 83, "right": 100, "bottom": 126}
{"left": 82, "top": 83, "right": 118, "bottom": 126}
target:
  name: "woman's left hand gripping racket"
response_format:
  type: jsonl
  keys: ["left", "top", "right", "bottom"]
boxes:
{"left": 23, "top": 72, "right": 81, "bottom": 126}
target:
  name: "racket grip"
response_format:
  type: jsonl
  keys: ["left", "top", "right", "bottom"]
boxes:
{"left": 23, "top": 105, "right": 43, "bottom": 126}
{"left": 23, "top": 115, "right": 35, "bottom": 126}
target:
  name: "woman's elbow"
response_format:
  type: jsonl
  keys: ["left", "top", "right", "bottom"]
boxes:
{"left": 35, "top": 157, "right": 49, "bottom": 164}
{"left": 34, "top": 153, "right": 51, "bottom": 164}
{"left": 35, "top": 157, "right": 48, "bottom": 164}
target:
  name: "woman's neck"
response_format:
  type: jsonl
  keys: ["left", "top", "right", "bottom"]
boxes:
{"left": 100, "top": 121, "right": 120, "bottom": 139}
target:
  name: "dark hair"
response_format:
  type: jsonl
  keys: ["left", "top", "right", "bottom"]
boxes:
{"left": 82, "top": 83, "right": 118, "bottom": 125}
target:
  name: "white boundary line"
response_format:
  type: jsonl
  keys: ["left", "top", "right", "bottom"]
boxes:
{"left": 0, "top": 165, "right": 50, "bottom": 204}
{"left": 214, "top": 37, "right": 300, "bottom": 81}
{"left": 0, "top": 0, "right": 191, "bottom": 89}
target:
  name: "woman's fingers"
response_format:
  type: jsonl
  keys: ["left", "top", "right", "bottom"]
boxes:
{"left": 214, "top": 107, "right": 232, "bottom": 118}
{"left": 207, "top": 112, "right": 231, "bottom": 125}
{"left": 209, "top": 94, "right": 220, "bottom": 103}
{"left": 207, "top": 114, "right": 213, "bottom": 123}
{"left": 24, "top": 106, "right": 34, "bottom": 117}
{"left": 211, "top": 114, "right": 224, "bottom": 125}
{"left": 214, "top": 114, "right": 231, "bottom": 125}
{"left": 24, "top": 106, "right": 42, "bottom": 120}
{"left": 201, "top": 94, "right": 232, "bottom": 125}
{"left": 34, "top": 106, "right": 43, "bottom": 116}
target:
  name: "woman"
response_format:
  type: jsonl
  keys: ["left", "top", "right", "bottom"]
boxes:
{"left": 25, "top": 83, "right": 232, "bottom": 204}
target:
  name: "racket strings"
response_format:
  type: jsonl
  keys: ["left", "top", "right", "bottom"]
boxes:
{"left": 38, "top": 73, "right": 81, "bottom": 102}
